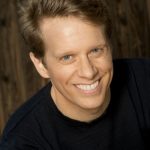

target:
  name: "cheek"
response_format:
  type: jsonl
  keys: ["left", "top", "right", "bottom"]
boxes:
{"left": 103, "top": 53, "right": 113, "bottom": 71}
{"left": 95, "top": 50, "right": 113, "bottom": 71}
{"left": 96, "top": 58, "right": 113, "bottom": 73}
{"left": 48, "top": 65, "right": 76, "bottom": 84}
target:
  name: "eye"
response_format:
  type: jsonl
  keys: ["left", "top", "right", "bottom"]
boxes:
{"left": 63, "top": 55, "right": 72, "bottom": 61}
{"left": 90, "top": 47, "right": 104, "bottom": 56}
{"left": 91, "top": 48, "right": 102, "bottom": 53}
{"left": 60, "top": 55, "right": 74, "bottom": 64}
{"left": 90, "top": 44, "right": 109, "bottom": 57}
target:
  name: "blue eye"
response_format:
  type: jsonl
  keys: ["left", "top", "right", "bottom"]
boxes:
{"left": 91, "top": 48, "right": 103, "bottom": 55}
{"left": 92, "top": 48, "right": 101, "bottom": 53}
{"left": 89, "top": 44, "right": 108, "bottom": 57}
{"left": 89, "top": 47, "right": 105, "bottom": 58}
{"left": 60, "top": 55, "right": 75, "bottom": 64}
{"left": 63, "top": 55, "right": 72, "bottom": 61}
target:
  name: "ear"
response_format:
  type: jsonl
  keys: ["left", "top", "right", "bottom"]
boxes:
{"left": 29, "top": 52, "right": 50, "bottom": 79}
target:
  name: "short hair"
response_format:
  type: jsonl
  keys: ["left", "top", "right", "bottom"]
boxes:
{"left": 17, "top": 0, "right": 112, "bottom": 58}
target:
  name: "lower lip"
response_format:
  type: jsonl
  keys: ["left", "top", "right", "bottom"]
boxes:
{"left": 75, "top": 81, "right": 101, "bottom": 95}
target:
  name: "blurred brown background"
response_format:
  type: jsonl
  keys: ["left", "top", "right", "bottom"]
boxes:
{"left": 0, "top": 0, "right": 150, "bottom": 135}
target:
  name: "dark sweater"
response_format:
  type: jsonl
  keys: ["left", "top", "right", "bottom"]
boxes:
{"left": 0, "top": 59, "right": 150, "bottom": 150}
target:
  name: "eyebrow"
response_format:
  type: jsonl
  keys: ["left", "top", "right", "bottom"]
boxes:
{"left": 54, "top": 50, "right": 76, "bottom": 58}
{"left": 54, "top": 43, "right": 108, "bottom": 57}
{"left": 90, "top": 43, "right": 108, "bottom": 50}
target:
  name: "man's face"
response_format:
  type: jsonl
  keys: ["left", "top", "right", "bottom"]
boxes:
{"left": 38, "top": 17, "right": 113, "bottom": 120}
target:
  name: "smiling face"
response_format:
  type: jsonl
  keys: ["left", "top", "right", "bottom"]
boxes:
{"left": 30, "top": 16, "right": 113, "bottom": 122}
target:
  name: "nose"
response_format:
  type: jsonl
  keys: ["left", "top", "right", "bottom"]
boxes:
{"left": 78, "top": 56, "right": 97, "bottom": 79}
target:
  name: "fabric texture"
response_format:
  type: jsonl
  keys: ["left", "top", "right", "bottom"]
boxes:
{"left": 0, "top": 59, "right": 150, "bottom": 150}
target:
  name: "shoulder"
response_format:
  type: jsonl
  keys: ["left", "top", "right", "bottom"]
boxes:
{"left": 113, "top": 58, "right": 150, "bottom": 88}
{"left": 113, "top": 58, "right": 150, "bottom": 84}
{"left": 113, "top": 58, "right": 150, "bottom": 70}
{"left": 113, "top": 58, "right": 150, "bottom": 73}
{"left": 113, "top": 58, "right": 150, "bottom": 128}
{"left": 1, "top": 82, "right": 51, "bottom": 141}
{"left": 113, "top": 58, "right": 150, "bottom": 98}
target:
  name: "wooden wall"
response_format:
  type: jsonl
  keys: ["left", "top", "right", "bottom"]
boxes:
{"left": 0, "top": 0, "right": 150, "bottom": 135}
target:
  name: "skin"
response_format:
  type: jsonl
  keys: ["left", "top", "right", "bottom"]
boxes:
{"left": 30, "top": 16, "right": 113, "bottom": 122}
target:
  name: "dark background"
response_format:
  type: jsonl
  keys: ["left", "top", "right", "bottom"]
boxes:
{"left": 0, "top": 0, "right": 150, "bottom": 135}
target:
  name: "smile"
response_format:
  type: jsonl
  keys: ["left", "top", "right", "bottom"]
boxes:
{"left": 76, "top": 81, "right": 99, "bottom": 91}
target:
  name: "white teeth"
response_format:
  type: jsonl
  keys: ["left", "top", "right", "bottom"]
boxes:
{"left": 76, "top": 81, "right": 99, "bottom": 91}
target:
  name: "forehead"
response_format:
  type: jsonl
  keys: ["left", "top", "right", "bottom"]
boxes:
{"left": 39, "top": 16, "right": 107, "bottom": 52}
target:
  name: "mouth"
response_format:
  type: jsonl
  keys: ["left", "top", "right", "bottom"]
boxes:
{"left": 75, "top": 80, "right": 100, "bottom": 94}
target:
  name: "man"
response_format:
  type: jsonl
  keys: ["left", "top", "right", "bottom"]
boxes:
{"left": 0, "top": 0, "right": 150, "bottom": 149}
